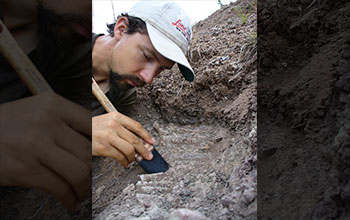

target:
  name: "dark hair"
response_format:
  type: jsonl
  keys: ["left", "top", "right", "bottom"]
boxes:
{"left": 106, "top": 13, "right": 147, "bottom": 36}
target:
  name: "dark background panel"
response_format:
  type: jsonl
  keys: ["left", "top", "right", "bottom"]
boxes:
{"left": 258, "top": 0, "right": 350, "bottom": 219}
{"left": 0, "top": 0, "right": 92, "bottom": 219}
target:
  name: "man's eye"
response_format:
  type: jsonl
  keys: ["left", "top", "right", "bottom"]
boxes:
{"left": 143, "top": 51, "right": 151, "bottom": 60}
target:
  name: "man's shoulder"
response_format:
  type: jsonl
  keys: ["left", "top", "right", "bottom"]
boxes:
{"left": 92, "top": 33, "right": 105, "bottom": 45}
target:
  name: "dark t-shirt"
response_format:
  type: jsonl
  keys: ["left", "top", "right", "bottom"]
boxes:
{"left": 91, "top": 33, "right": 136, "bottom": 116}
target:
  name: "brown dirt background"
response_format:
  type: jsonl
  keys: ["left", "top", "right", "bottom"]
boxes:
{"left": 258, "top": 0, "right": 350, "bottom": 219}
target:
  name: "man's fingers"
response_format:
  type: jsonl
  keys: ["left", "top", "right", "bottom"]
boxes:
{"left": 103, "top": 143, "right": 130, "bottom": 168}
{"left": 92, "top": 112, "right": 154, "bottom": 165}
{"left": 0, "top": 94, "right": 91, "bottom": 210}
{"left": 118, "top": 113, "right": 155, "bottom": 145}
{"left": 109, "top": 135, "right": 136, "bottom": 163}
{"left": 21, "top": 163, "right": 79, "bottom": 210}
{"left": 39, "top": 144, "right": 91, "bottom": 203}
{"left": 54, "top": 121, "right": 91, "bottom": 165}
{"left": 117, "top": 127, "right": 153, "bottom": 161}
{"left": 92, "top": 138, "right": 130, "bottom": 168}
{"left": 49, "top": 93, "right": 92, "bottom": 137}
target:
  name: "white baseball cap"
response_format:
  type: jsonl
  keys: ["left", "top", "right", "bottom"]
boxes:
{"left": 128, "top": 0, "right": 195, "bottom": 81}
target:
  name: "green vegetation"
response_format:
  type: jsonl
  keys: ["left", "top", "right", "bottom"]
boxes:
{"left": 234, "top": 7, "right": 249, "bottom": 25}
{"left": 249, "top": 32, "right": 257, "bottom": 40}
{"left": 218, "top": 0, "right": 223, "bottom": 7}
{"left": 234, "top": 0, "right": 257, "bottom": 25}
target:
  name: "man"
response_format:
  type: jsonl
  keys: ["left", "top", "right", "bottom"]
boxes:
{"left": 92, "top": 1, "right": 195, "bottom": 168}
{"left": 0, "top": 0, "right": 92, "bottom": 211}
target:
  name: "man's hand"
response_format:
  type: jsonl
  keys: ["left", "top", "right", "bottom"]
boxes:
{"left": 0, "top": 93, "right": 91, "bottom": 211}
{"left": 92, "top": 112, "right": 154, "bottom": 168}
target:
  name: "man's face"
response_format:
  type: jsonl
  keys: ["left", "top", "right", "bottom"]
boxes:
{"left": 108, "top": 32, "right": 175, "bottom": 90}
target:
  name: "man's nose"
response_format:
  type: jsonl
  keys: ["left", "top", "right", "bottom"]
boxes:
{"left": 139, "top": 65, "right": 159, "bottom": 84}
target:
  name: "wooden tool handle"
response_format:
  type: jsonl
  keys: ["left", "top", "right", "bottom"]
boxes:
{"left": 92, "top": 77, "right": 117, "bottom": 112}
{"left": 0, "top": 20, "right": 53, "bottom": 94}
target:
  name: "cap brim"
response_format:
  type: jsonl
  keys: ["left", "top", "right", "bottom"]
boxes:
{"left": 146, "top": 23, "right": 195, "bottom": 82}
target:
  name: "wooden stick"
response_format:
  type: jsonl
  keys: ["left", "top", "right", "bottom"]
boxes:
{"left": 91, "top": 77, "right": 117, "bottom": 112}
{"left": 0, "top": 20, "right": 53, "bottom": 94}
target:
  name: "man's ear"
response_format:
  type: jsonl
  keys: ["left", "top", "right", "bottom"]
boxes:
{"left": 114, "top": 17, "right": 129, "bottom": 40}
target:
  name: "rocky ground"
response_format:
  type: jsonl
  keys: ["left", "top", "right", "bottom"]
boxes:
{"left": 92, "top": 1, "right": 257, "bottom": 220}
{"left": 258, "top": 0, "right": 350, "bottom": 219}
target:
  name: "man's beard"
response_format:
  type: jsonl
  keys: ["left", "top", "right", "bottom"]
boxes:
{"left": 37, "top": 2, "right": 91, "bottom": 48}
{"left": 110, "top": 70, "right": 145, "bottom": 90}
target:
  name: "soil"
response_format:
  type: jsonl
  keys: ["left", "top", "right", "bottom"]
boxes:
{"left": 92, "top": 1, "right": 257, "bottom": 220}
{"left": 258, "top": 0, "right": 350, "bottom": 219}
